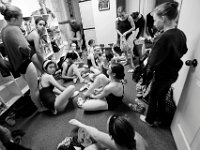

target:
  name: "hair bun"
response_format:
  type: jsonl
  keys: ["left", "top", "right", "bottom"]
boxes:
{"left": 0, "top": 3, "right": 7, "bottom": 15}
{"left": 171, "top": 1, "right": 178, "bottom": 10}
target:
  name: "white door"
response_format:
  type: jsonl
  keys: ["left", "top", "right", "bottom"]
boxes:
{"left": 79, "top": 0, "right": 97, "bottom": 47}
{"left": 171, "top": 0, "right": 200, "bottom": 150}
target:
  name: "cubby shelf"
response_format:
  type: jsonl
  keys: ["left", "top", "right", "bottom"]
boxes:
{"left": 0, "top": 74, "right": 29, "bottom": 116}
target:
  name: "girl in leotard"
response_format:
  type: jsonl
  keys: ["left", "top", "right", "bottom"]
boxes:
{"left": 39, "top": 60, "right": 76, "bottom": 114}
{"left": 26, "top": 17, "right": 46, "bottom": 73}
{"left": 78, "top": 62, "right": 125, "bottom": 111}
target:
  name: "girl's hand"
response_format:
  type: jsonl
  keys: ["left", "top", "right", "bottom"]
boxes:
{"left": 122, "top": 32, "right": 127, "bottom": 37}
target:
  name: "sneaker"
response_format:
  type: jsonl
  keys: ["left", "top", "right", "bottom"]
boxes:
{"left": 71, "top": 91, "right": 79, "bottom": 98}
{"left": 140, "top": 115, "right": 154, "bottom": 127}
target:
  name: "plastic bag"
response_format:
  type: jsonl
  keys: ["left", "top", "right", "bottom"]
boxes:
{"left": 120, "top": 36, "right": 130, "bottom": 53}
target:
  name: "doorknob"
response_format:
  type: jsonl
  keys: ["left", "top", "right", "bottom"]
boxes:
{"left": 185, "top": 59, "right": 198, "bottom": 67}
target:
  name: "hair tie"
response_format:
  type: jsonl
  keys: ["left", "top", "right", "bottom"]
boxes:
{"left": 42, "top": 59, "right": 52, "bottom": 71}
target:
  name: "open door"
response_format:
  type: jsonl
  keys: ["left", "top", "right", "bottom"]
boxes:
{"left": 79, "top": 0, "right": 97, "bottom": 48}
{"left": 171, "top": 0, "right": 200, "bottom": 150}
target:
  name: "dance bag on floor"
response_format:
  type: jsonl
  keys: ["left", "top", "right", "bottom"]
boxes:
{"left": 165, "top": 87, "right": 176, "bottom": 124}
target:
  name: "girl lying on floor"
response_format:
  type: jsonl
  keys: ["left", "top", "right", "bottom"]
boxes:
{"left": 77, "top": 62, "right": 125, "bottom": 111}
{"left": 39, "top": 60, "right": 78, "bottom": 115}
{"left": 58, "top": 114, "right": 147, "bottom": 150}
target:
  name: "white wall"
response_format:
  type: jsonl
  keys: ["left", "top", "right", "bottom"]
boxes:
{"left": 12, "top": 0, "right": 40, "bottom": 17}
{"left": 126, "top": 0, "right": 155, "bottom": 16}
{"left": 0, "top": 0, "right": 40, "bottom": 19}
{"left": 91, "top": 0, "right": 117, "bottom": 45}
{"left": 126, "top": 0, "right": 140, "bottom": 14}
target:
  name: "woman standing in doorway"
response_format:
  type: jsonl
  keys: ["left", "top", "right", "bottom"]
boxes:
{"left": 140, "top": 1, "right": 188, "bottom": 126}
{"left": 0, "top": 4, "right": 44, "bottom": 111}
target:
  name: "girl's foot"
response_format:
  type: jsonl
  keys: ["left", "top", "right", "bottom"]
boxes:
{"left": 71, "top": 91, "right": 80, "bottom": 98}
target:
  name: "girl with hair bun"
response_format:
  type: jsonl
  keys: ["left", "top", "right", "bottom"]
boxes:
{"left": 39, "top": 60, "right": 77, "bottom": 114}
{"left": 26, "top": 16, "right": 47, "bottom": 73}
{"left": 68, "top": 114, "right": 147, "bottom": 150}
{"left": 0, "top": 4, "right": 45, "bottom": 111}
{"left": 140, "top": 1, "right": 188, "bottom": 126}
{"left": 77, "top": 62, "right": 125, "bottom": 111}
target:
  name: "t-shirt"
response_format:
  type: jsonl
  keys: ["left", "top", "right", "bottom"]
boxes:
{"left": 1, "top": 25, "right": 31, "bottom": 72}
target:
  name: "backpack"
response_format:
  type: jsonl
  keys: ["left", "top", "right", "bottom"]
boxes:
{"left": 57, "top": 56, "right": 66, "bottom": 70}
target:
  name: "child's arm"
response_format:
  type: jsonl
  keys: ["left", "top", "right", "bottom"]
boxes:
{"left": 47, "top": 75, "right": 65, "bottom": 91}
{"left": 90, "top": 84, "right": 111, "bottom": 99}
{"left": 69, "top": 119, "right": 117, "bottom": 150}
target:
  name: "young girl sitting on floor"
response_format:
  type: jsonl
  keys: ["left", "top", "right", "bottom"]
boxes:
{"left": 77, "top": 62, "right": 125, "bottom": 111}
{"left": 39, "top": 60, "right": 77, "bottom": 114}
{"left": 112, "top": 44, "right": 127, "bottom": 65}
{"left": 87, "top": 45, "right": 102, "bottom": 75}
{"left": 87, "top": 39, "right": 95, "bottom": 55}
{"left": 61, "top": 51, "right": 85, "bottom": 83}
